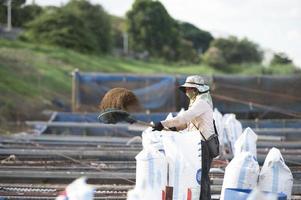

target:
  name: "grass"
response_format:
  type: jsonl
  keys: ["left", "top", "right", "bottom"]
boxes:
{"left": 0, "top": 39, "right": 299, "bottom": 133}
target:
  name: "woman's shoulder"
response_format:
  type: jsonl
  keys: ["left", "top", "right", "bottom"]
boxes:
{"left": 194, "top": 97, "right": 212, "bottom": 110}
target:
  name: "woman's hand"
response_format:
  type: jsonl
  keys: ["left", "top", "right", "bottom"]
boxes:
{"left": 152, "top": 122, "right": 164, "bottom": 131}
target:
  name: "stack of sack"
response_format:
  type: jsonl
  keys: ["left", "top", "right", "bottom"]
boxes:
{"left": 220, "top": 126, "right": 294, "bottom": 200}
{"left": 127, "top": 111, "right": 203, "bottom": 200}
{"left": 222, "top": 113, "right": 243, "bottom": 154}
{"left": 213, "top": 109, "right": 243, "bottom": 155}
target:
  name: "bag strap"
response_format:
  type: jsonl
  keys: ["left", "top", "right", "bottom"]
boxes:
{"left": 191, "top": 120, "right": 218, "bottom": 141}
{"left": 213, "top": 120, "right": 218, "bottom": 136}
{"left": 191, "top": 121, "right": 207, "bottom": 141}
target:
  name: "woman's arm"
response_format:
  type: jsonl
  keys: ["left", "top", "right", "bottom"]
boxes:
{"left": 161, "top": 98, "right": 209, "bottom": 129}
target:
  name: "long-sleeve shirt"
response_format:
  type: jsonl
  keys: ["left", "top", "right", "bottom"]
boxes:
{"left": 161, "top": 95, "right": 214, "bottom": 140}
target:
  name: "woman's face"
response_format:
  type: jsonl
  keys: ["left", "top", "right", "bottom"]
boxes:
{"left": 185, "top": 87, "right": 198, "bottom": 100}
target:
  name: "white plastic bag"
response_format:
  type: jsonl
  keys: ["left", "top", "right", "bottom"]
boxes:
{"left": 258, "top": 147, "right": 293, "bottom": 199}
{"left": 162, "top": 131, "right": 202, "bottom": 200}
{"left": 55, "top": 177, "right": 95, "bottom": 200}
{"left": 166, "top": 112, "right": 174, "bottom": 120}
{"left": 234, "top": 127, "right": 258, "bottom": 158}
{"left": 141, "top": 112, "right": 174, "bottom": 151}
{"left": 223, "top": 114, "right": 243, "bottom": 154}
{"left": 142, "top": 128, "right": 164, "bottom": 151}
{"left": 134, "top": 146, "right": 167, "bottom": 199}
{"left": 177, "top": 108, "right": 185, "bottom": 116}
{"left": 220, "top": 152, "right": 259, "bottom": 200}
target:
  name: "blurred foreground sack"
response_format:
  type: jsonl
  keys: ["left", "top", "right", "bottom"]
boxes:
{"left": 56, "top": 177, "right": 95, "bottom": 200}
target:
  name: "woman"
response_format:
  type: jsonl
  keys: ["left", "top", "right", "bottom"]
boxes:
{"left": 152, "top": 75, "right": 214, "bottom": 200}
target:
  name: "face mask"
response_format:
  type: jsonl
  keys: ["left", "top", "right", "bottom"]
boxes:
{"left": 186, "top": 89, "right": 198, "bottom": 100}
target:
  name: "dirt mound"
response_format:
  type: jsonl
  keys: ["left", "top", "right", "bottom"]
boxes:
{"left": 98, "top": 88, "right": 140, "bottom": 112}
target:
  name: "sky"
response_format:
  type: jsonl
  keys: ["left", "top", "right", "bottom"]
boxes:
{"left": 31, "top": 0, "right": 301, "bottom": 67}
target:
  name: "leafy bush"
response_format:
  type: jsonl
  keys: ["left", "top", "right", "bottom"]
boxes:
{"left": 202, "top": 47, "right": 226, "bottom": 69}
{"left": 21, "top": 9, "right": 98, "bottom": 53}
{"left": 271, "top": 52, "right": 293, "bottom": 65}
{"left": 21, "top": 0, "right": 112, "bottom": 54}
{"left": 210, "top": 36, "right": 263, "bottom": 65}
{"left": 177, "top": 39, "right": 200, "bottom": 63}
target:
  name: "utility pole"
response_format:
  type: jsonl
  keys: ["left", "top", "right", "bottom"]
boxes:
{"left": 6, "top": 0, "right": 12, "bottom": 31}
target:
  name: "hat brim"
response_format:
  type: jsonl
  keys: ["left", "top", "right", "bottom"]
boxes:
{"left": 179, "top": 83, "right": 210, "bottom": 93}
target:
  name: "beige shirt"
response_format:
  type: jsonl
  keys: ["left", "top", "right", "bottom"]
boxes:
{"left": 161, "top": 95, "right": 214, "bottom": 140}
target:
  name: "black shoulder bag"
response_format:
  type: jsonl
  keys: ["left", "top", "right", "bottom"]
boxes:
{"left": 193, "top": 120, "right": 220, "bottom": 158}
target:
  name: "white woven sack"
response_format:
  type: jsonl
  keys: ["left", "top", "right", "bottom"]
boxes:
{"left": 142, "top": 128, "right": 164, "bottom": 150}
{"left": 234, "top": 127, "right": 258, "bottom": 158}
{"left": 223, "top": 114, "right": 243, "bottom": 154}
{"left": 141, "top": 112, "right": 174, "bottom": 150}
{"left": 258, "top": 147, "right": 293, "bottom": 200}
{"left": 162, "top": 131, "right": 202, "bottom": 200}
{"left": 55, "top": 177, "right": 95, "bottom": 200}
{"left": 135, "top": 147, "right": 167, "bottom": 199}
{"left": 220, "top": 152, "right": 259, "bottom": 200}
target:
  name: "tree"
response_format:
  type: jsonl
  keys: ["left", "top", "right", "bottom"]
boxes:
{"left": 21, "top": 0, "right": 112, "bottom": 53}
{"left": 177, "top": 39, "right": 199, "bottom": 63}
{"left": 210, "top": 36, "right": 263, "bottom": 64}
{"left": 22, "top": 9, "right": 98, "bottom": 52}
{"left": 64, "top": 0, "right": 112, "bottom": 53}
{"left": 202, "top": 47, "right": 226, "bottom": 69}
{"left": 178, "top": 22, "right": 213, "bottom": 53}
{"left": 126, "top": 0, "right": 180, "bottom": 59}
{"left": 271, "top": 52, "right": 293, "bottom": 65}
{"left": 14, "top": 4, "right": 43, "bottom": 27}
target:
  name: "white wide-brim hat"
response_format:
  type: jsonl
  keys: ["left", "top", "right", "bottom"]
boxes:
{"left": 179, "top": 75, "right": 210, "bottom": 93}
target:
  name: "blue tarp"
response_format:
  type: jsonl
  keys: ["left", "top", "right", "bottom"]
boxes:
{"left": 73, "top": 72, "right": 301, "bottom": 119}
{"left": 78, "top": 73, "right": 178, "bottom": 112}
{"left": 212, "top": 75, "right": 301, "bottom": 118}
